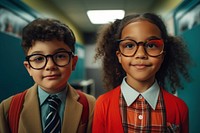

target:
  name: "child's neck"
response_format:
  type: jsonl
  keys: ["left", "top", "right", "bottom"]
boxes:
{"left": 41, "top": 84, "right": 67, "bottom": 94}
{"left": 126, "top": 78, "right": 155, "bottom": 93}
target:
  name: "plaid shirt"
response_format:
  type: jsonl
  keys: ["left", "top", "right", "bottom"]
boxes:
{"left": 120, "top": 78, "right": 180, "bottom": 133}
{"left": 120, "top": 92, "right": 167, "bottom": 133}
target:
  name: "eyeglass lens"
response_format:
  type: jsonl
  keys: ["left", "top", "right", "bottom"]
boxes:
{"left": 27, "top": 51, "right": 71, "bottom": 69}
{"left": 119, "top": 39, "right": 164, "bottom": 57}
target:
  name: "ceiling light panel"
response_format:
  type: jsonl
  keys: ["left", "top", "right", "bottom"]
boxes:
{"left": 87, "top": 10, "right": 125, "bottom": 24}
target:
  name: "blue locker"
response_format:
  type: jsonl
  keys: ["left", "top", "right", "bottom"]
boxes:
{"left": 174, "top": 0, "right": 200, "bottom": 132}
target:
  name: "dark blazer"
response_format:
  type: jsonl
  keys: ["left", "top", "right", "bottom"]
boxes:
{"left": 0, "top": 83, "right": 96, "bottom": 133}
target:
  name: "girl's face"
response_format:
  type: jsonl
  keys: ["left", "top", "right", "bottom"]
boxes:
{"left": 117, "top": 20, "right": 164, "bottom": 90}
{"left": 24, "top": 39, "right": 78, "bottom": 93}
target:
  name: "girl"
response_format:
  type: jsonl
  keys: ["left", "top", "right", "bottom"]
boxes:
{"left": 92, "top": 13, "right": 191, "bottom": 133}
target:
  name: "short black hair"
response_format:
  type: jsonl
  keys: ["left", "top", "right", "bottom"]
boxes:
{"left": 21, "top": 18, "right": 76, "bottom": 55}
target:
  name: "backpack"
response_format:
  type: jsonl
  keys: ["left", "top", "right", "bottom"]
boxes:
{"left": 8, "top": 90, "right": 89, "bottom": 133}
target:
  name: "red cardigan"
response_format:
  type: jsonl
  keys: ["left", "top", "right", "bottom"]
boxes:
{"left": 92, "top": 86, "right": 189, "bottom": 133}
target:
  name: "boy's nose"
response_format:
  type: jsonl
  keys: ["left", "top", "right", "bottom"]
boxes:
{"left": 45, "top": 57, "right": 57, "bottom": 70}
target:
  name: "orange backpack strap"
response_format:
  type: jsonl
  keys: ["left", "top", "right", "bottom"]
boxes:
{"left": 8, "top": 90, "right": 27, "bottom": 133}
{"left": 76, "top": 90, "right": 89, "bottom": 124}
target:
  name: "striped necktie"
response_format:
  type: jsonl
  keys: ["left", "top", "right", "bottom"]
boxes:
{"left": 44, "top": 95, "right": 61, "bottom": 133}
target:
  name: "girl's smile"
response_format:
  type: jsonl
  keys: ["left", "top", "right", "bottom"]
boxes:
{"left": 131, "top": 63, "right": 152, "bottom": 70}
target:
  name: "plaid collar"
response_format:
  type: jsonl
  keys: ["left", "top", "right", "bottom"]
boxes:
{"left": 121, "top": 77, "right": 160, "bottom": 110}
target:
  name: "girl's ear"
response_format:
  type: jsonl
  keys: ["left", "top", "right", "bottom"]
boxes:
{"left": 23, "top": 61, "right": 32, "bottom": 76}
{"left": 72, "top": 55, "right": 78, "bottom": 70}
{"left": 116, "top": 51, "right": 122, "bottom": 64}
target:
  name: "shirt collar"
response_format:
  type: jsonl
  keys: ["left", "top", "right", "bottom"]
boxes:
{"left": 38, "top": 85, "right": 68, "bottom": 106}
{"left": 121, "top": 77, "right": 160, "bottom": 110}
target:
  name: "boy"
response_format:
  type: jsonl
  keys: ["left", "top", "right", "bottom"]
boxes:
{"left": 0, "top": 18, "right": 95, "bottom": 133}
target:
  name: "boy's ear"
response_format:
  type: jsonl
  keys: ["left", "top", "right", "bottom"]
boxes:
{"left": 116, "top": 51, "right": 122, "bottom": 64}
{"left": 23, "top": 61, "right": 32, "bottom": 76}
{"left": 72, "top": 55, "right": 78, "bottom": 70}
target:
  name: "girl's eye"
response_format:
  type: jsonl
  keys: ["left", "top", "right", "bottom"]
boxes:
{"left": 126, "top": 43, "right": 134, "bottom": 48}
{"left": 146, "top": 42, "right": 157, "bottom": 48}
{"left": 122, "top": 42, "right": 136, "bottom": 49}
{"left": 146, "top": 40, "right": 163, "bottom": 48}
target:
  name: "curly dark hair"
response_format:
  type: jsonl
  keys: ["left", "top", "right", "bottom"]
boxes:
{"left": 21, "top": 18, "right": 76, "bottom": 55}
{"left": 95, "top": 13, "right": 191, "bottom": 93}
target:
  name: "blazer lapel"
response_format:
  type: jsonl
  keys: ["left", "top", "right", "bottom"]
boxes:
{"left": 62, "top": 85, "right": 83, "bottom": 133}
{"left": 19, "top": 84, "right": 43, "bottom": 133}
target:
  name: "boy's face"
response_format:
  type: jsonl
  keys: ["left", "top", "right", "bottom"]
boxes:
{"left": 24, "top": 39, "right": 78, "bottom": 93}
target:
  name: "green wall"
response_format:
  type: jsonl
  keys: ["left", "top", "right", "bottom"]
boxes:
{"left": 178, "top": 25, "right": 200, "bottom": 133}
{"left": 69, "top": 43, "right": 86, "bottom": 82}
{"left": 0, "top": 32, "right": 33, "bottom": 102}
{"left": 174, "top": 0, "right": 200, "bottom": 132}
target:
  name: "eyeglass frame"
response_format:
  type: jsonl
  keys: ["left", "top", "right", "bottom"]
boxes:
{"left": 117, "top": 38, "right": 165, "bottom": 57}
{"left": 25, "top": 51, "right": 74, "bottom": 70}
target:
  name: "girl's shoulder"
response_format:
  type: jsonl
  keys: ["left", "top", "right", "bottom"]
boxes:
{"left": 161, "top": 89, "right": 188, "bottom": 111}
{"left": 96, "top": 86, "right": 121, "bottom": 103}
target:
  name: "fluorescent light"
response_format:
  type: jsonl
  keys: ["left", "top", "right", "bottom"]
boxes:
{"left": 87, "top": 10, "right": 125, "bottom": 24}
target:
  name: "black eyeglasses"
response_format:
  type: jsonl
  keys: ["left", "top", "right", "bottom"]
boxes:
{"left": 26, "top": 51, "right": 74, "bottom": 70}
{"left": 117, "top": 38, "right": 165, "bottom": 57}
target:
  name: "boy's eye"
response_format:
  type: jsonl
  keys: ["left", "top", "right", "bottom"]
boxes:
{"left": 55, "top": 53, "right": 68, "bottom": 59}
{"left": 30, "top": 55, "right": 45, "bottom": 62}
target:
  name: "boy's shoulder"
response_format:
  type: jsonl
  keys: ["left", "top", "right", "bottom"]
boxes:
{"left": 0, "top": 88, "right": 29, "bottom": 118}
{"left": 0, "top": 84, "right": 37, "bottom": 111}
{"left": 82, "top": 92, "right": 96, "bottom": 102}
{"left": 68, "top": 84, "right": 96, "bottom": 103}
{"left": 0, "top": 95, "right": 13, "bottom": 111}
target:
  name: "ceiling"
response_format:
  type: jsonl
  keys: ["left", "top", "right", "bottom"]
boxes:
{"left": 47, "top": 0, "right": 181, "bottom": 43}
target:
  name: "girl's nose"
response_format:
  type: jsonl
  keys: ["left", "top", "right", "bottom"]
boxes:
{"left": 135, "top": 46, "right": 148, "bottom": 59}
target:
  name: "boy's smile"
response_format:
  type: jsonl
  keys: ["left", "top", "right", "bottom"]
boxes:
{"left": 43, "top": 73, "right": 61, "bottom": 80}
